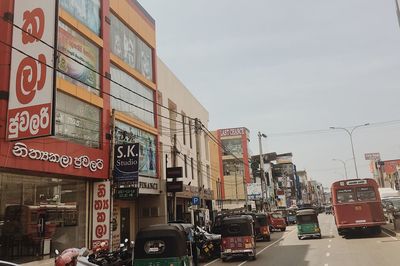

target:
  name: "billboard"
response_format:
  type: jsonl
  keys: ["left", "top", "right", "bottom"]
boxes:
{"left": 7, "top": 0, "right": 57, "bottom": 140}
{"left": 59, "top": 0, "right": 101, "bottom": 35}
{"left": 114, "top": 143, "right": 139, "bottom": 182}
{"left": 57, "top": 21, "right": 99, "bottom": 92}
{"left": 219, "top": 127, "right": 247, "bottom": 137}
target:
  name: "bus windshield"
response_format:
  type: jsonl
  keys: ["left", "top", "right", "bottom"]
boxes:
{"left": 356, "top": 187, "right": 376, "bottom": 201}
{"left": 336, "top": 189, "right": 355, "bottom": 203}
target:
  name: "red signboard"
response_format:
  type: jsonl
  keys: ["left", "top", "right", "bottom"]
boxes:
{"left": 6, "top": 0, "right": 56, "bottom": 140}
{"left": 92, "top": 181, "right": 111, "bottom": 250}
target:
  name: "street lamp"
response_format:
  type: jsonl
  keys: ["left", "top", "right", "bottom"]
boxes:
{"left": 332, "top": 158, "right": 348, "bottom": 180}
{"left": 258, "top": 132, "right": 267, "bottom": 211}
{"left": 329, "top": 123, "right": 370, "bottom": 179}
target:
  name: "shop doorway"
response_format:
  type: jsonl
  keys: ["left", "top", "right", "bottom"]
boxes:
{"left": 120, "top": 208, "right": 130, "bottom": 244}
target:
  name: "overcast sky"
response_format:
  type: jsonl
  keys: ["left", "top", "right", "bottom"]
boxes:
{"left": 139, "top": 0, "right": 400, "bottom": 188}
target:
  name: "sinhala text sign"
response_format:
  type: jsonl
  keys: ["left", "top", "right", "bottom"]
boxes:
{"left": 92, "top": 181, "right": 110, "bottom": 249}
{"left": 7, "top": 0, "right": 56, "bottom": 140}
{"left": 114, "top": 143, "right": 139, "bottom": 182}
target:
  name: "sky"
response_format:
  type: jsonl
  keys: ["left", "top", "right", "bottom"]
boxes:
{"left": 139, "top": 0, "right": 400, "bottom": 188}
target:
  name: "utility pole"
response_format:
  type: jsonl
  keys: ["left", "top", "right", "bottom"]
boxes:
{"left": 194, "top": 118, "right": 204, "bottom": 208}
{"left": 243, "top": 170, "right": 249, "bottom": 211}
{"left": 172, "top": 134, "right": 177, "bottom": 220}
{"left": 234, "top": 163, "right": 238, "bottom": 203}
{"left": 258, "top": 132, "right": 267, "bottom": 211}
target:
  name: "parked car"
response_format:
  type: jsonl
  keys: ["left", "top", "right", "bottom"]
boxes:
{"left": 0, "top": 261, "right": 20, "bottom": 266}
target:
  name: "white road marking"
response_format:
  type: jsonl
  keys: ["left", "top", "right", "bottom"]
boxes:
{"left": 326, "top": 252, "right": 330, "bottom": 257}
{"left": 329, "top": 239, "right": 332, "bottom": 242}
{"left": 324, "top": 264, "right": 329, "bottom": 266}
{"left": 382, "top": 231, "right": 398, "bottom": 241}
{"left": 237, "top": 230, "right": 296, "bottom": 266}
{"left": 203, "top": 258, "right": 220, "bottom": 266}
{"left": 328, "top": 245, "right": 331, "bottom": 248}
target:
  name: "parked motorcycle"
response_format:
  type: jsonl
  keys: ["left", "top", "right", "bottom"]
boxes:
{"left": 195, "top": 226, "right": 221, "bottom": 261}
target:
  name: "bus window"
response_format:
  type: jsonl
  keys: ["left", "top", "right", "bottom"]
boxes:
{"left": 336, "top": 189, "right": 355, "bottom": 203}
{"left": 356, "top": 187, "right": 376, "bottom": 201}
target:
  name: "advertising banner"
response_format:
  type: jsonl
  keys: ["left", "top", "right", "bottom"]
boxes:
{"left": 114, "top": 143, "right": 139, "bottom": 182}
{"left": 115, "top": 121, "right": 157, "bottom": 177}
{"left": 59, "top": 0, "right": 101, "bottom": 35}
{"left": 7, "top": 0, "right": 56, "bottom": 140}
{"left": 247, "top": 182, "right": 262, "bottom": 200}
{"left": 57, "top": 21, "right": 99, "bottom": 92}
{"left": 110, "top": 14, "right": 153, "bottom": 81}
{"left": 92, "top": 181, "right": 110, "bottom": 250}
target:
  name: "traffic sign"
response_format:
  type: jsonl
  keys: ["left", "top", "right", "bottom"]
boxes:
{"left": 192, "top": 196, "right": 200, "bottom": 205}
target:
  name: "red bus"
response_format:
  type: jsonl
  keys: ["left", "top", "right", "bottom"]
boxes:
{"left": 331, "top": 178, "right": 385, "bottom": 235}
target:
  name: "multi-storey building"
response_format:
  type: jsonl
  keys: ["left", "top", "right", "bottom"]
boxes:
{"left": 157, "top": 58, "right": 213, "bottom": 224}
{"left": 0, "top": 0, "right": 160, "bottom": 263}
{"left": 212, "top": 127, "right": 252, "bottom": 210}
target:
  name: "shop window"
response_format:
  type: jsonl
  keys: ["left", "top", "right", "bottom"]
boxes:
{"left": 0, "top": 173, "right": 87, "bottom": 263}
{"left": 115, "top": 121, "right": 157, "bottom": 177}
{"left": 57, "top": 21, "right": 100, "bottom": 95}
{"left": 59, "top": 0, "right": 101, "bottom": 35}
{"left": 55, "top": 91, "right": 100, "bottom": 148}
{"left": 110, "top": 14, "right": 153, "bottom": 81}
{"left": 110, "top": 65, "right": 155, "bottom": 127}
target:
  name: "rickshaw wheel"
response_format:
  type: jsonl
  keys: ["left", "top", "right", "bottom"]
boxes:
{"left": 222, "top": 257, "right": 227, "bottom": 262}
{"left": 266, "top": 235, "right": 271, "bottom": 242}
{"left": 280, "top": 228, "right": 286, "bottom": 232}
{"left": 250, "top": 254, "right": 256, "bottom": 261}
{"left": 298, "top": 236, "right": 302, "bottom": 240}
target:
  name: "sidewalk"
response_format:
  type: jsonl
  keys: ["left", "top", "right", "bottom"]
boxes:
{"left": 381, "top": 222, "right": 400, "bottom": 238}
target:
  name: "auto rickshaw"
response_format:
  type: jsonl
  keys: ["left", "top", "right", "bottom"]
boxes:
{"left": 254, "top": 213, "right": 271, "bottom": 241}
{"left": 296, "top": 209, "right": 321, "bottom": 240}
{"left": 134, "top": 224, "right": 193, "bottom": 266}
{"left": 220, "top": 215, "right": 256, "bottom": 261}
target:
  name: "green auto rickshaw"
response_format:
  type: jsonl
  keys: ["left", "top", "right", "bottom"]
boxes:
{"left": 134, "top": 224, "right": 193, "bottom": 266}
{"left": 296, "top": 209, "right": 321, "bottom": 240}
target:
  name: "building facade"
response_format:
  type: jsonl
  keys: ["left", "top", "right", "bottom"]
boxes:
{"left": 0, "top": 0, "right": 160, "bottom": 263}
{"left": 213, "top": 127, "right": 251, "bottom": 210}
{"left": 157, "top": 58, "right": 213, "bottom": 224}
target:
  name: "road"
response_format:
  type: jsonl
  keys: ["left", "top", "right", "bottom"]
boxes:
{"left": 202, "top": 214, "right": 400, "bottom": 266}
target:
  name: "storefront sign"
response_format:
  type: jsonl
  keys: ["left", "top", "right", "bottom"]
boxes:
{"left": 114, "top": 187, "right": 138, "bottom": 200}
{"left": 364, "top": 153, "right": 381, "bottom": 161}
{"left": 114, "top": 143, "right": 139, "bottom": 182}
{"left": 220, "top": 127, "right": 246, "bottom": 137}
{"left": 12, "top": 142, "right": 103, "bottom": 172}
{"left": 139, "top": 176, "right": 160, "bottom": 194}
{"left": 93, "top": 181, "right": 110, "bottom": 250}
{"left": 7, "top": 0, "right": 56, "bottom": 140}
{"left": 166, "top": 167, "right": 183, "bottom": 179}
{"left": 111, "top": 206, "right": 121, "bottom": 251}
{"left": 166, "top": 181, "right": 183, "bottom": 193}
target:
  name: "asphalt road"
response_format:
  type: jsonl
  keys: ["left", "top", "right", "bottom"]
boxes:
{"left": 201, "top": 214, "right": 400, "bottom": 266}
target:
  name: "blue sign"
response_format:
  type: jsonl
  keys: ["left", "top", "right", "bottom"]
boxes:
{"left": 192, "top": 196, "right": 200, "bottom": 205}
{"left": 114, "top": 143, "right": 139, "bottom": 182}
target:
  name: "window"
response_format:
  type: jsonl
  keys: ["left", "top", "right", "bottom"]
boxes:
{"left": 59, "top": 0, "right": 101, "bottom": 35}
{"left": 110, "top": 14, "right": 153, "bottom": 81}
{"left": 57, "top": 21, "right": 100, "bottom": 95}
{"left": 204, "top": 134, "right": 209, "bottom": 160}
{"left": 336, "top": 189, "right": 355, "bottom": 203}
{"left": 55, "top": 92, "right": 100, "bottom": 148}
{"left": 182, "top": 114, "right": 186, "bottom": 145}
{"left": 144, "top": 240, "right": 165, "bottom": 255}
{"left": 191, "top": 157, "right": 194, "bottom": 179}
{"left": 189, "top": 120, "right": 193, "bottom": 148}
{"left": 110, "top": 65, "right": 155, "bottom": 127}
{"left": 356, "top": 187, "right": 377, "bottom": 201}
{"left": 221, "top": 138, "right": 242, "bottom": 156}
{"left": 184, "top": 155, "right": 188, "bottom": 178}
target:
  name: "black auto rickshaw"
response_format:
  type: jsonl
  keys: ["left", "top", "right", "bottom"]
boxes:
{"left": 134, "top": 224, "right": 193, "bottom": 266}
{"left": 254, "top": 213, "right": 271, "bottom": 241}
{"left": 296, "top": 209, "right": 321, "bottom": 240}
{"left": 220, "top": 215, "right": 256, "bottom": 261}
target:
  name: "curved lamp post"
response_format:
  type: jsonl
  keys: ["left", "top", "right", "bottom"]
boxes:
{"left": 330, "top": 123, "right": 370, "bottom": 179}
{"left": 332, "top": 158, "right": 348, "bottom": 180}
